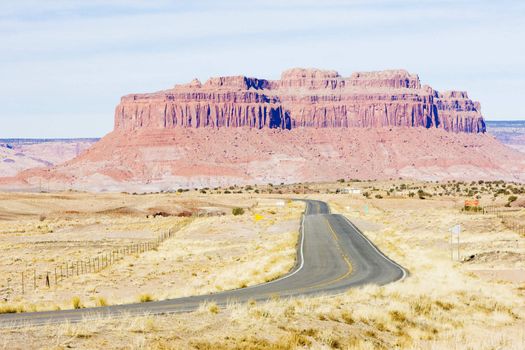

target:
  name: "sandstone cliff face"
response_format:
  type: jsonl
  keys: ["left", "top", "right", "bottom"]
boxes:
{"left": 114, "top": 68, "right": 486, "bottom": 133}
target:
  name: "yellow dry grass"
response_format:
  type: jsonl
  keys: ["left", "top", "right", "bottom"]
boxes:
{"left": 0, "top": 192, "right": 303, "bottom": 312}
{"left": 1, "top": 181, "right": 524, "bottom": 349}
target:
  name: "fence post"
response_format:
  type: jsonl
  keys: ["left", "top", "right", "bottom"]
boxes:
{"left": 54, "top": 267, "right": 57, "bottom": 285}
{"left": 33, "top": 269, "right": 36, "bottom": 290}
{"left": 46, "top": 272, "right": 50, "bottom": 288}
{"left": 21, "top": 272, "right": 24, "bottom": 294}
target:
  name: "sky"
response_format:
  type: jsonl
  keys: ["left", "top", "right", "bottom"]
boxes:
{"left": 1, "top": 0, "right": 524, "bottom": 138}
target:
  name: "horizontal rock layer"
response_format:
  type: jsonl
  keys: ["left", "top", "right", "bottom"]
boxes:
{"left": 115, "top": 68, "right": 486, "bottom": 133}
{"left": 6, "top": 127, "right": 525, "bottom": 192}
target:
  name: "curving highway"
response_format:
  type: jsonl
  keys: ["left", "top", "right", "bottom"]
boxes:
{"left": 0, "top": 199, "right": 406, "bottom": 326}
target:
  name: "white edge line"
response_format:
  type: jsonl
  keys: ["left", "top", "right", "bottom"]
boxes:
{"left": 240, "top": 201, "right": 307, "bottom": 290}
{"left": 342, "top": 216, "right": 408, "bottom": 282}
{"left": 1, "top": 201, "right": 310, "bottom": 327}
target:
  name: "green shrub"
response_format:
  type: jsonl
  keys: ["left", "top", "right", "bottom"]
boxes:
{"left": 232, "top": 207, "right": 245, "bottom": 216}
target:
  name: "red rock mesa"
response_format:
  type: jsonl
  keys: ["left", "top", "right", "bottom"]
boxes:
{"left": 114, "top": 68, "right": 485, "bottom": 134}
{"left": 4, "top": 68, "right": 525, "bottom": 192}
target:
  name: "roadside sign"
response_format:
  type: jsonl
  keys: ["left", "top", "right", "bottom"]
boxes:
{"left": 464, "top": 200, "right": 479, "bottom": 207}
{"left": 364, "top": 205, "right": 369, "bottom": 214}
{"left": 276, "top": 200, "right": 285, "bottom": 207}
{"left": 450, "top": 224, "right": 461, "bottom": 261}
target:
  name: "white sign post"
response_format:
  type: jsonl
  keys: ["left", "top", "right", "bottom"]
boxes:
{"left": 450, "top": 224, "right": 461, "bottom": 261}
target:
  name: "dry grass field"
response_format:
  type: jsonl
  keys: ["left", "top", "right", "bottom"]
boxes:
{"left": 1, "top": 180, "right": 524, "bottom": 349}
{"left": 0, "top": 191, "right": 303, "bottom": 312}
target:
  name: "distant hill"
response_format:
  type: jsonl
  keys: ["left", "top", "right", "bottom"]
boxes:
{"left": 0, "top": 138, "right": 99, "bottom": 177}
{"left": 0, "top": 138, "right": 100, "bottom": 145}
{"left": 486, "top": 121, "right": 525, "bottom": 153}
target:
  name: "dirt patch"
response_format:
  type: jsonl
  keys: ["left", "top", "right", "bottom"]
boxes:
{"left": 463, "top": 251, "right": 524, "bottom": 265}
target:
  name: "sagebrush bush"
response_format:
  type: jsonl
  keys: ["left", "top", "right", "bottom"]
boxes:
{"left": 232, "top": 207, "right": 245, "bottom": 216}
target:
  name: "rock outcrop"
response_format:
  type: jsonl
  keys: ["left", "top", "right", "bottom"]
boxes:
{"left": 114, "top": 68, "right": 486, "bottom": 134}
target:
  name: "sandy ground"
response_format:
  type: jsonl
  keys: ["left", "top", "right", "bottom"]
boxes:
{"left": 0, "top": 180, "right": 524, "bottom": 349}
{"left": 0, "top": 192, "right": 303, "bottom": 310}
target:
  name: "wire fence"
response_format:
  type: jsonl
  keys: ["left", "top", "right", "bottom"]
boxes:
{"left": 1, "top": 228, "right": 175, "bottom": 299}
{"left": 482, "top": 205, "right": 521, "bottom": 215}
{"left": 501, "top": 217, "right": 525, "bottom": 236}
{"left": 482, "top": 206, "right": 525, "bottom": 235}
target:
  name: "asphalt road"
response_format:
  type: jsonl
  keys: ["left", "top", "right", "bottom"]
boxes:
{"left": 0, "top": 199, "right": 407, "bottom": 326}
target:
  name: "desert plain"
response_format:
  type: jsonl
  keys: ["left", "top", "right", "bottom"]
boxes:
{"left": 0, "top": 180, "right": 523, "bottom": 349}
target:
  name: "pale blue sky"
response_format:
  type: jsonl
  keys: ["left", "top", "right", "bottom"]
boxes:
{"left": 1, "top": 0, "right": 524, "bottom": 137}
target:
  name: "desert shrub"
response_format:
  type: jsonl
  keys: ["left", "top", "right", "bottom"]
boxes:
{"left": 463, "top": 205, "right": 482, "bottom": 212}
{"left": 96, "top": 297, "right": 108, "bottom": 307}
{"left": 224, "top": 190, "right": 231, "bottom": 194}
{"left": 389, "top": 310, "right": 408, "bottom": 323}
{"left": 232, "top": 207, "right": 245, "bottom": 216}
{"left": 72, "top": 296, "right": 84, "bottom": 309}
{"left": 508, "top": 195, "right": 518, "bottom": 203}
{"left": 208, "top": 302, "right": 220, "bottom": 314}
{"left": 337, "top": 179, "right": 345, "bottom": 183}
{"left": 139, "top": 294, "right": 154, "bottom": 303}
{"left": 417, "top": 189, "right": 432, "bottom": 199}
{"left": 0, "top": 304, "right": 25, "bottom": 314}
{"left": 375, "top": 194, "right": 383, "bottom": 199}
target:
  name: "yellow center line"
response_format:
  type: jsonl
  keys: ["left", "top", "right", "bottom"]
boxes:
{"left": 324, "top": 217, "right": 353, "bottom": 276}
{"left": 289, "top": 218, "right": 353, "bottom": 293}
